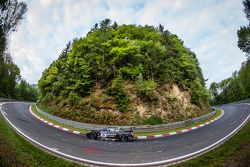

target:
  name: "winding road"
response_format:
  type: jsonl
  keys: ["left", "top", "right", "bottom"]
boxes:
{"left": 0, "top": 102, "right": 250, "bottom": 166}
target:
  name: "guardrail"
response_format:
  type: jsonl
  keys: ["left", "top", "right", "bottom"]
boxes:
{"left": 0, "top": 98, "right": 14, "bottom": 102}
{"left": 35, "top": 104, "right": 216, "bottom": 133}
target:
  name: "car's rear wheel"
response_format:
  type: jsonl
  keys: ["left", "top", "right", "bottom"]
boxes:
{"left": 119, "top": 134, "right": 128, "bottom": 142}
{"left": 88, "top": 132, "right": 97, "bottom": 140}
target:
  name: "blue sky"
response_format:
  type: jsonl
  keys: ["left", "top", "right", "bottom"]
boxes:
{"left": 9, "top": 0, "right": 247, "bottom": 87}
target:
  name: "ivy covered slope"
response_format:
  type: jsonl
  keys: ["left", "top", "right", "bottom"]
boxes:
{"left": 38, "top": 19, "right": 210, "bottom": 125}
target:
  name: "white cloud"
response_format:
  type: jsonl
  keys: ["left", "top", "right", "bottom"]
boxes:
{"left": 9, "top": 0, "right": 247, "bottom": 87}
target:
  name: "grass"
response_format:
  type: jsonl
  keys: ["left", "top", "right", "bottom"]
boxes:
{"left": 31, "top": 105, "right": 88, "bottom": 134}
{"left": 173, "top": 118, "right": 250, "bottom": 167}
{"left": 0, "top": 111, "right": 84, "bottom": 167}
{"left": 32, "top": 104, "right": 222, "bottom": 137}
{"left": 1, "top": 104, "right": 249, "bottom": 166}
{"left": 135, "top": 109, "right": 222, "bottom": 136}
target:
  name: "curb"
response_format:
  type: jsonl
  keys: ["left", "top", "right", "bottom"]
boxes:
{"left": 29, "top": 105, "right": 224, "bottom": 140}
{"left": 2, "top": 102, "right": 249, "bottom": 166}
{"left": 29, "top": 106, "right": 86, "bottom": 136}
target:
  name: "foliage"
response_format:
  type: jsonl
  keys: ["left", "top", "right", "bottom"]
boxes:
{"left": 211, "top": 1, "right": 250, "bottom": 105}
{"left": 143, "top": 115, "right": 163, "bottom": 125}
{"left": 210, "top": 60, "right": 250, "bottom": 105}
{"left": 38, "top": 19, "right": 209, "bottom": 124}
{"left": 106, "top": 76, "right": 128, "bottom": 112}
{"left": 0, "top": 0, "right": 29, "bottom": 100}
{"left": 0, "top": 0, "right": 27, "bottom": 33}
{"left": 237, "top": 26, "right": 250, "bottom": 55}
{"left": 243, "top": 0, "right": 250, "bottom": 21}
{"left": 174, "top": 112, "right": 250, "bottom": 167}
{"left": 14, "top": 80, "right": 38, "bottom": 101}
{"left": 0, "top": 113, "right": 83, "bottom": 167}
{"left": 136, "top": 74, "right": 157, "bottom": 101}
{"left": 237, "top": 0, "right": 250, "bottom": 57}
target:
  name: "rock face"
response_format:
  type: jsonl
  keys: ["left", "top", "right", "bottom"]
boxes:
{"left": 38, "top": 20, "right": 210, "bottom": 125}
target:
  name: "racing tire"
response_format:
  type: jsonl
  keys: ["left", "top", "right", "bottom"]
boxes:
{"left": 88, "top": 132, "right": 97, "bottom": 140}
{"left": 119, "top": 134, "right": 128, "bottom": 142}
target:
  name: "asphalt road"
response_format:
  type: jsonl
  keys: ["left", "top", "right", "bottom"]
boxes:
{"left": 0, "top": 102, "right": 250, "bottom": 166}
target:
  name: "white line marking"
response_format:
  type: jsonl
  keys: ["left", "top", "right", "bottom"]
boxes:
{"left": 169, "top": 132, "right": 177, "bottom": 135}
{"left": 2, "top": 103, "right": 242, "bottom": 166}
{"left": 62, "top": 128, "right": 69, "bottom": 131}
{"left": 136, "top": 136, "right": 147, "bottom": 139}
{"left": 3, "top": 111, "right": 8, "bottom": 116}
{"left": 51, "top": 148, "right": 59, "bottom": 151}
{"left": 191, "top": 127, "right": 197, "bottom": 130}
{"left": 181, "top": 129, "right": 188, "bottom": 132}
{"left": 54, "top": 125, "right": 60, "bottom": 128}
{"left": 154, "top": 134, "right": 163, "bottom": 138}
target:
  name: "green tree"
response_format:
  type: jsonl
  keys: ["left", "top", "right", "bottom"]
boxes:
{"left": 237, "top": 0, "right": 250, "bottom": 57}
{"left": 38, "top": 19, "right": 210, "bottom": 125}
{"left": 0, "top": 0, "right": 27, "bottom": 98}
{"left": 243, "top": 0, "right": 250, "bottom": 20}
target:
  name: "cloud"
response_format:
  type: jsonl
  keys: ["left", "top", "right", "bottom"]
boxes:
{"left": 9, "top": 0, "right": 247, "bottom": 87}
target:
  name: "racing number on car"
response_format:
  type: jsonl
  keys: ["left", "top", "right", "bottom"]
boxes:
{"left": 101, "top": 132, "right": 107, "bottom": 138}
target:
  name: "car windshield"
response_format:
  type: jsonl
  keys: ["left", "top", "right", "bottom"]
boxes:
{"left": 106, "top": 127, "right": 120, "bottom": 132}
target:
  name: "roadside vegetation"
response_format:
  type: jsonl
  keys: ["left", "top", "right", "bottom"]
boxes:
{"left": 174, "top": 109, "right": 250, "bottom": 167}
{"left": 0, "top": 0, "right": 38, "bottom": 102}
{"left": 135, "top": 109, "right": 222, "bottom": 136}
{"left": 1, "top": 105, "right": 249, "bottom": 167}
{"left": 0, "top": 112, "right": 84, "bottom": 167}
{"left": 32, "top": 104, "right": 222, "bottom": 137}
{"left": 31, "top": 105, "right": 88, "bottom": 134}
{"left": 209, "top": 0, "right": 250, "bottom": 105}
{"left": 38, "top": 19, "right": 210, "bottom": 125}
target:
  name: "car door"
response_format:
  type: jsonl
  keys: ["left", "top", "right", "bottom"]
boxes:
{"left": 106, "top": 129, "right": 116, "bottom": 138}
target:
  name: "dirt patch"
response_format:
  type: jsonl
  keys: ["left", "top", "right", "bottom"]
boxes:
{"left": 136, "top": 104, "right": 148, "bottom": 115}
{"left": 171, "top": 84, "right": 191, "bottom": 110}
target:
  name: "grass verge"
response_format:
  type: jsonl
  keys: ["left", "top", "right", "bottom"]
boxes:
{"left": 135, "top": 109, "right": 222, "bottom": 136}
{"left": 173, "top": 117, "right": 250, "bottom": 167}
{"left": 31, "top": 105, "right": 88, "bottom": 134}
{"left": 0, "top": 104, "right": 249, "bottom": 166}
{"left": 32, "top": 105, "right": 222, "bottom": 137}
{"left": 0, "top": 111, "right": 84, "bottom": 167}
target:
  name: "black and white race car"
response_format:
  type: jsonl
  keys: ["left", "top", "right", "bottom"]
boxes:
{"left": 86, "top": 127, "right": 134, "bottom": 142}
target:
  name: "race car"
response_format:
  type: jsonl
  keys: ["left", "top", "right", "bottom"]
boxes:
{"left": 86, "top": 127, "right": 134, "bottom": 142}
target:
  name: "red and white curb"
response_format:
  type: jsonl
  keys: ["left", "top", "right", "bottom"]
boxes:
{"left": 29, "top": 105, "right": 224, "bottom": 140}
{"left": 29, "top": 106, "right": 85, "bottom": 136}
{"left": 1, "top": 102, "right": 249, "bottom": 166}
{"left": 136, "top": 110, "right": 224, "bottom": 139}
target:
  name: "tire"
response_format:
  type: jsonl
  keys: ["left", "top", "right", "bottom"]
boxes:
{"left": 88, "top": 132, "right": 97, "bottom": 140}
{"left": 119, "top": 134, "right": 128, "bottom": 142}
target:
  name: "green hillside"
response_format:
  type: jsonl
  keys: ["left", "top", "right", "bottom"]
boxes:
{"left": 38, "top": 19, "right": 210, "bottom": 125}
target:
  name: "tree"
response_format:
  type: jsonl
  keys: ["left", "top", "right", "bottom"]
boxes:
{"left": 0, "top": 0, "right": 27, "bottom": 98}
{"left": 243, "top": 0, "right": 250, "bottom": 20}
{"left": 158, "top": 24, "right": 164, "bottom": 33}
{"left": 0, "top": 0, "right": 27, "bottom": 33}
{"left": 237, "top": 26, "right": 250, "bottom": 55}
{"left": 237, "top": 0, "right": 250, "bottom": 57}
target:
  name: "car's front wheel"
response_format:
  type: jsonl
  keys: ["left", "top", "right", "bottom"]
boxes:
{"left": 119, "top": 134, "right": 128, "bottom": 142}
{"left": 88, "top": 132, "right": 97, "bottom": 140}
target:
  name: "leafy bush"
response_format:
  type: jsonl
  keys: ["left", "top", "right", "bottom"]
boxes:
{"left": 144, "top": 115, "right": 163, "bottom": 125}
{"left": 68, "top": 92, "right": 80, "bottom": 104}
{"left": 136, "top": 74, "right": 157, "bottom": 101}
{"left": 190, "top": 78, "right": 210, "bottom": 105}
{"left": 107, "top": 76, "right": 129, "bottom": 112}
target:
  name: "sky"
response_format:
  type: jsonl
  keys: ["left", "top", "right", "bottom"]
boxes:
{"left": 9, "top": 0, "right": 247, "bottom": 87}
